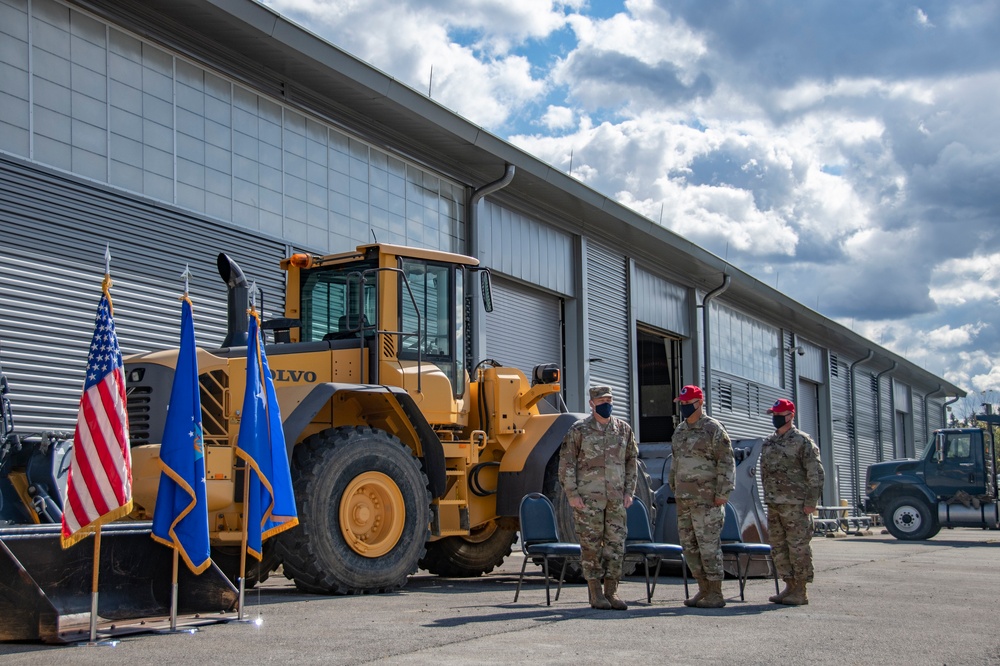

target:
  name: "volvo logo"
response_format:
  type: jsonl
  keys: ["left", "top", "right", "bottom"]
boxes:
{"left": 271, "top": 369, "right": 317, "bottom": 383}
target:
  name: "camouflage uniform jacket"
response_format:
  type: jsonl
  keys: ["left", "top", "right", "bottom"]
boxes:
{"left": 760, "top": 426, "right": 825, "bottom": 505}
{"left": 668, "top": 415, "right": 735, "bottom": 502}
{"left": 559, "top": 415, "right": 639, "bottom": 505}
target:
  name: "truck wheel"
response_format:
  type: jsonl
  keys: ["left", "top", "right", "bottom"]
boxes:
{"left": 884, "top": 496, "right": 939, "bottom": 540}
{"left": 541, "top": 454, "right": 654, "bottom": 580}
{"left": 419, "top": 521, "right": 517, "bottom": 577}
{"left": 276, "top": 426, "right": 431, "bottom": 594}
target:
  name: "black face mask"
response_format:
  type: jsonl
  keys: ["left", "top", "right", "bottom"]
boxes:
{"left": 772, "top": 414, "right": 788, "bottom": 429}
{"left": 680, "top": 402, "right": 698, "bottom": 419}
{"left": 595, "top": 402, "right": 614, "bottom": 419}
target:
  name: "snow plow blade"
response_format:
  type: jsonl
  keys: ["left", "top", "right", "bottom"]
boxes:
{"left": 0, "top": 521, "right": 238, "bottom": 643}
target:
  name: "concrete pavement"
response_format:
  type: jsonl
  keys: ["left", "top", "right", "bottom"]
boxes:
{"left": 2, "top": 528, "right": 999, "bottom": 665}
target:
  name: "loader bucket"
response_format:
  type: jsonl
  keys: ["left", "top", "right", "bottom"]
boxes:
{"left": 0, "top": 521, "right": 238, "bottom": 643}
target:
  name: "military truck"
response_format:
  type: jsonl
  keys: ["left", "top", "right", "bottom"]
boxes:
{"left": 865, "top": 412, "right": 1000, "bottom": 540}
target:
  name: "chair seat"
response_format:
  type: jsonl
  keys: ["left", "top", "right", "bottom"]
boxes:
{"left": 721, "top": 543, "right": 772, "bottom": 555}
{"left": 525, "top": 542, "right": 582, "bottom": 557}
{"left": 625, "top": 542, "right": 683, "bottom": 557}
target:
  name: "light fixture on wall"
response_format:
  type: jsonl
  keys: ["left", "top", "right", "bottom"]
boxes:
{"left": 785, "top": 345, "right": 806, "bottom": 356}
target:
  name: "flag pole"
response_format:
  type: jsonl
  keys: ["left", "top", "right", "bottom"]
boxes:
{"left": 157, "top": 547, "right": 196, "bottom": 634}
{"left": 81, "top": 526, "right": 119, "bottom": 647}
{"left": 237, "top": 463, "right": 251, "bottom": 622}
{"left": 89, "top": 526, "right": 100, "bottom": 643}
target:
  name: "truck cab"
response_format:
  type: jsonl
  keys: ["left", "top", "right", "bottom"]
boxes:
{"left": 866, "top": 426, "right": 998, "bottom": 540}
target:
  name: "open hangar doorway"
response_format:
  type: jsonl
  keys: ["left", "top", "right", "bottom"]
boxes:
{"left": 636, "top": 326, "right": 683, "bottom": 444}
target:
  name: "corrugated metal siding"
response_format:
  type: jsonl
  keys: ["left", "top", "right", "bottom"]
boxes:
{"left": 0, "top": 156, "right": 287, "bottom": 433}
{"left": 479, "top": 200, "right": 574, "bottom": 297}
{"left": 855, "top": 366, "right": 880, "bottom": 503}
{"left": 797, "top": 379, "right": 819, "bottom": 442}
{"left": 877, "top": 373, "right": 893, "bottom": 461}
{"left": 709, "top": 370, "right": 787, "bottom": 440}
{"left": 482, "top": 276, "right": 562, "bottom": 379}
{"left": 586, "top": 243, "right": 631, "bottom": 422}
{"left": 632, "top": 266, "right": 688, "bottom": 337}
{"left": 829, "top": 353, "right": 852, "bottom": 505}
{"left": 913, "top": 392, "right": 927, "bottom": 456}
{"left": 796, "top": 341, "right": 823, "bottom": 383}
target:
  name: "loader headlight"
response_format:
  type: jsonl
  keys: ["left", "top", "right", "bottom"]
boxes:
{"left": 867, "top": 481, "right": 880, "bottom": 494}
{"left": 532, "top": 363, "right": 560, "bottom": 385}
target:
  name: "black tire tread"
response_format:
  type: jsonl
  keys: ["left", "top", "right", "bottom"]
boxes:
{"left": 275, "top": 426, "right": 431, "bottom": 594}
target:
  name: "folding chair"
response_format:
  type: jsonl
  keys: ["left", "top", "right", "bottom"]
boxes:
{"left": 513, "top": 493, "right": 582, "bottom": 606}
{"left": 624, "top": 498, "right": 689, "bottom": 603}
{"left": 720, "top": 502, "right": 779, "bottom": 601}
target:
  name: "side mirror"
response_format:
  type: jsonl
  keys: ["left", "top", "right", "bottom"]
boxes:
{"left": 935, "top": 432, "right": 945, "bottom": 463}
{"left": 480, "top": 269, "right": 493, "bottom": 313}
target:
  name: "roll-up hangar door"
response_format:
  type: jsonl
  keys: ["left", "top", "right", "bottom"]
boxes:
{"left": 586, "top": 242, "right": 631, "bottom": 422}
{"left": 0, "top": 158, "right": 288, "bottom": 433}
{"left": 482, "top": 276, "right": 563, "bottom": 380}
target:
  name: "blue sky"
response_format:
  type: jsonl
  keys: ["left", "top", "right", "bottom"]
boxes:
{"left": 262, "top": 0, "right": 1000, "bottom": 405}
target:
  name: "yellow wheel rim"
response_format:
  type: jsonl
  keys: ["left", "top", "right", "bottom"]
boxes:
{"left": 339, "top": 471, "right": 406, "bottom": 558}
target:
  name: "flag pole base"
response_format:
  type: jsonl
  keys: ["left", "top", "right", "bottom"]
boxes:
{"left": 72, "top": 638, "right": 121, "bottom": 648}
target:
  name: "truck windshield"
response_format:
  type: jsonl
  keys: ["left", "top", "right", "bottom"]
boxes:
{"left": 298, "top": 260, "right": 377, "bottom": 342}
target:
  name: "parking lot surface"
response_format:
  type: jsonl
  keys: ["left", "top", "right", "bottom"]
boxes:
{"left": 2, "top": 529, "right": 999, "bottom": 665}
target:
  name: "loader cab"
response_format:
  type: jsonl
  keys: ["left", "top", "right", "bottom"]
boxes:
{"left": 286, "top": 244, "right": 489, "bottom": 408}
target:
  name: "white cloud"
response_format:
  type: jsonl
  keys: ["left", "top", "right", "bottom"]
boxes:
{"left": 261, "top": 0, "right": 1000, "bottom": 394}
{"left": 540, "top": 105, "right": 575, "bottom": 131}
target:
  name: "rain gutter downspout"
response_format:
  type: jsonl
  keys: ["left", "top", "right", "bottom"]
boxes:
{"left": 922, "top": 385, "right": 943, "bottom": 441}
{"left": 849, "top": 350, "right": 874, "bottom": 511}
{"left": 874, "top": 362, "right": 897, "bottom": 462}
{"left": 699, "top": 274, "right": 731, "bottom": 416}
{"left": 467, "top": 164, "right": 515, "bottom": 373}
{"left": 941, "top": 391, "right": 959, "bottom": 429}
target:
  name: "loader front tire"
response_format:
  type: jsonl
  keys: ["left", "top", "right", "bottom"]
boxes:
{"left": 276, "top": 426, "right": 431, "bottom": 594}
{"left": 419, "top": 521, "right": 517, "bottom": 577}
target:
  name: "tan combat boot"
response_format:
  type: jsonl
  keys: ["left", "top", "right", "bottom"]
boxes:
{"left": 587, "top": 579, "right": 612, "bottom": 610}
{"left": 603, "top": 579, "right": 628, "bottom": 610}
{"left": 779, "top": 578, "right": 809, "bottom": 606}
{"left": 684, "top": 578, "right": 707, "bottom": 607}
{"left": 694, "top": 579, "right": 726, "bottom": 608}
{"left": 769, "top": 578, "right": 794, "bottom": 604}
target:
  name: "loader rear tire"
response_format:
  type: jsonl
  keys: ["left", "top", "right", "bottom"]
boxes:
{"left": 419, "top": 521, "right": 516, "bottom": 577}
{"left": 276, "top": 426, "right": 431, "bottom": 594}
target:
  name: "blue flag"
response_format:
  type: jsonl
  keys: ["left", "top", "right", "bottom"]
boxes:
{"left": 151, "top": 296, "right": 211, "bottom": 574}
{"left": 236, "top": 312, "right": 298, "bottom": 559}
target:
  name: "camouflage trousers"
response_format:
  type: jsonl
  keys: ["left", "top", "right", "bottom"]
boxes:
{"left": 676, "top": 499, "right": 725, "bottom": 581}
{"left": 767, "top": 502, "right": 814, "bottom": 582}
{"left": 572, "top": 501, "right": 627, "bottom": 580}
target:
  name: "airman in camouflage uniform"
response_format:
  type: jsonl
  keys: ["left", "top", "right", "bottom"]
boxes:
{"left": 559, "top": 386, "right": 638, "bottom": 610}
{"left": 669, "top": 385, "right": 735, "bottom": 609}
{"left": 760, "top": 398, "right": 825, "bottom": 606}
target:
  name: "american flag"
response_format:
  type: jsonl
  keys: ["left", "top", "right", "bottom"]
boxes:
{"left": 60, "top": 279, "right": 134, "bottom": 548}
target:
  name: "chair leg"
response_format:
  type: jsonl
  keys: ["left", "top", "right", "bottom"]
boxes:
{"left": 681, "top": 556, "right": 689, "bottom": 599}
{"left": 771, "top": 558, "right": 780, "bottom": 595}
{"left": 554, "top": 559, "right": 569, "bottom": 602}
{"left": 642, "top": 558, "right": 652, "bottom": 603}
{"left": 650, "top": 557, "right": 664, "bottom": 603}
{"left": 737, "top": 555, "right": 747, "bottom": 601}
{"left": 542, "top": 557, "right": 552, "bottom": 606}
{"left": 514, "top": 554, "right": 530, "bottom": 602}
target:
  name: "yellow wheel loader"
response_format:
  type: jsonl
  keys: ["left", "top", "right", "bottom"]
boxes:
{"left": 120, "top": 243, "right": 590, "bottom": 594}
{"left": 2, "top": 242, "right": 602, "bottom": 641}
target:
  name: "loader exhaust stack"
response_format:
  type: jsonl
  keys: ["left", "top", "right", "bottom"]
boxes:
{"left": 218, "top": 252, "right": 250, "bottom": 348}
